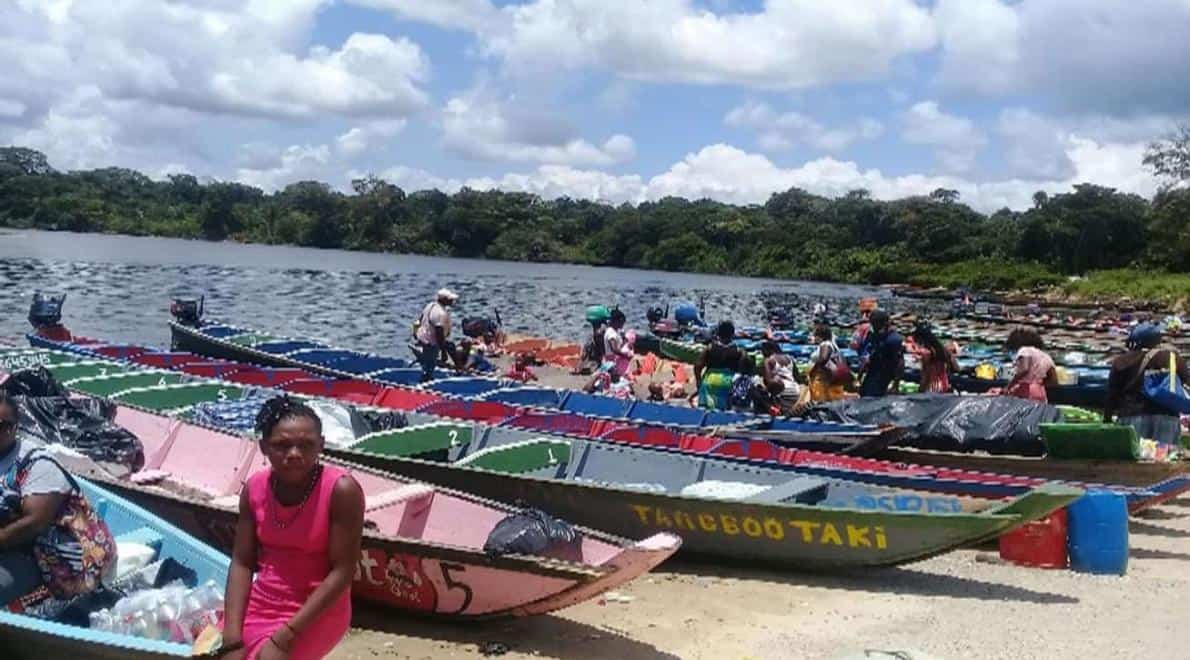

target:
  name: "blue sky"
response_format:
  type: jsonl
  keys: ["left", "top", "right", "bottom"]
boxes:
{"left": 2, "top": 1, "right": 1188, "bottom": 212}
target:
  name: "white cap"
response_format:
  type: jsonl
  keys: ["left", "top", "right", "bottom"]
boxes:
{"left": 437, "top": 288, "right": 459, "bottom": 301}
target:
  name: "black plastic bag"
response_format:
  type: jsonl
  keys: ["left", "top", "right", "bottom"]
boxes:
{"left": 12, "top": 395, "right": 145, "bottom": 472}
{"left": 483, "top": 507, "right": 580, "bottom": 557}
{"left": 4, "top": 366, "right": 69, "bottom": 398}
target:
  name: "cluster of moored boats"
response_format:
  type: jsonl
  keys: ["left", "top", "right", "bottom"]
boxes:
{"left": 1, "top": 296, "right": 1186, "bottom": 658}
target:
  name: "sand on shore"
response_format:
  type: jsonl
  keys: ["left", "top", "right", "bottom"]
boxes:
{"left": 329, "top": 498, "right": 1188, "bottom": 660}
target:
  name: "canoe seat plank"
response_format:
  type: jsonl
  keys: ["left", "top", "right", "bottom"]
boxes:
{"left": 744, "top": 477, "right": 830, "bottom": 504}
{"left": 366, "top": 484, "right": 436, "bottom": 513}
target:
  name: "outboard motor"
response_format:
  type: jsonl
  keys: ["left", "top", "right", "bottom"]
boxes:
{"left": 646, "top": 306, "right": 665, "bottom": 325}
{"left": 170, "top": 296, "right": 205, "bottom": 327}
{"left": 28, "top": 292, "right": 72, "bottom": 341}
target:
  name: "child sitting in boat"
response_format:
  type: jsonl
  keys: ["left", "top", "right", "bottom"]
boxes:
{"left": 504, "top": 353, "right": 539, "bottom": 383}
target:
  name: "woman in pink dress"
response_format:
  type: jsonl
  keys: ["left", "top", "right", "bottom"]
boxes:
{"left": 1001, "top": 327, "right": 1058, "bottom": 403}
{"left": 219, "top": 397, "right": 364, "bottom": 660}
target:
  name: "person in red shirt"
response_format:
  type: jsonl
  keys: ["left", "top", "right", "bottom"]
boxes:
{"left": 504, "top": 353, "right": 538, "bottom": 383}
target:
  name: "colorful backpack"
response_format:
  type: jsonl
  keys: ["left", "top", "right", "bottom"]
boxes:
{"left": 9, "top": 451, "right": 116, "bottom": 599}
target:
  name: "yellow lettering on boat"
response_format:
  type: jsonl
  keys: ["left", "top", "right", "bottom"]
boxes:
{"left": 655, "top": 509, "right": 674, "bottom": 528}
{"left": 820, "top": 523, "right": 843, "bottom": 546}
{"left": 631, "top": 504, "right": 651, "bottom": 525}
{"left": 698, "top": 513, "right": 718, "bottom": 532}
{"left": 720, "top": 515, "right": 740, "bottom": 535}
{"left": 764, "top": 518, "right": 785, "bottom": 541}
{"left": 674, "top": 511, "right": 696, "bottom": 531}
{"left": 789, "top": 520, "right": 819, "bottom": 543}
{"left": 846, "top": 525, "right": 872, "bottom": 548}
{"left": 875, "top": 526, "right": 888, "bottom": 549}
{"left": 742, "top": 517, "right": 763, "bottom": 537}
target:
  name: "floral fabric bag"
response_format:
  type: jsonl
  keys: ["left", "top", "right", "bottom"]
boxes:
{"left": 14, "top": 452, "right": 116, "bottom": 599}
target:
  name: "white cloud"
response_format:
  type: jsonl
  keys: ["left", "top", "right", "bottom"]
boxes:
{"left": 938, "top": 0, "right": 1190, "bottom": 115}
{"left": 235, "top": 144, "right": 335, "bottom": 191}
{"left": 724, "top": 100, "right": 883, "bottom": 152}
{"left": 0, "top": 2, "right": 431, "bottom": 123}
{"left": 366, "top": 0, "right": 937, "bottom": 90}
{"left": 441, "top": 88, "right": 636, "bottom": 165}
{"left": 207, "top": 33, "right": 430, "bottom": 119}
{"left": 466, "top": 166, "right": 647, "bottom": 204}
{"left": 336, "top": 120, "right": 408, "bottom": 157}
{"left": 902, "top": 101, "right": 987, "bottom": 173}
{"left": 10, "top": 87, "right": 206, "bottom": 172}
{"left": 391, "top": 140, "right": 1157, "bottom": 213}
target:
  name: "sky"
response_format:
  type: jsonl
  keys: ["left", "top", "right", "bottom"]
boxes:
{"left": 2, "top": 0, "right": 1189, "bottom": 213}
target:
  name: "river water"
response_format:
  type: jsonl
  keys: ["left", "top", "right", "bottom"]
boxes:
{"left": 1, "top": 229, "right": 889, "bottom": 353}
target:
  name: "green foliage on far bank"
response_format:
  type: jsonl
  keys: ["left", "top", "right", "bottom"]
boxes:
{"left": 2, "top": 145, "right": 1189, "bottom": 305}
{"left": 1063, "top": 270, "right": 1190, "bottom": 307}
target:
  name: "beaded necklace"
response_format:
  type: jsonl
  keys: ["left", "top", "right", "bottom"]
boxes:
{"left": 269, "top": 463, "right": 322, "bottom": 529}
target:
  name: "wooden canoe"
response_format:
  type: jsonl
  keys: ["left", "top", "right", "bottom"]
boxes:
{"left": 0, "top": 479, "right": 229, "bottom": 659}
{"left": 99, "top": 390, "right": 1080, "bottom": 569}
{"left": 11, "top": 343, "right": 1183, "bottom": 513}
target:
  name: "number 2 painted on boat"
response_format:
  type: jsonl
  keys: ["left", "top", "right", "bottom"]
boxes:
{"left": 448, "top": 429, "right": 459, "bottom": 445}
{"left": 439, "top": 562, "right": 473, "bottom": 614}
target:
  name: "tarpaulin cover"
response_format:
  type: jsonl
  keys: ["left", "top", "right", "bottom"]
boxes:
{"left": 804, "top": 393, "right": 1058, "bottom": 455}
{"left": 187, "top": 393, "right": 275, "bottom": 434}
{"left": 6, "top": 370, "right": 145, "bottom": 471}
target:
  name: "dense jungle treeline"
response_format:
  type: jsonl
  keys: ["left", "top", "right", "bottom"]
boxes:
{"left": 2, "top": 140, "right": 1188, "bottom": 298}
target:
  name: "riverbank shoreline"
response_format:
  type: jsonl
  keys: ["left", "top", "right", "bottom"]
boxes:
{"left": 12, "top": 226, "right": 1187, "bottom": 312}
{"left": 329, "top": 497, "right": 1190, "bottom": 660}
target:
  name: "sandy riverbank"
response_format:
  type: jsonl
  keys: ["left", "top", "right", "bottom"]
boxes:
{"left": 329, "top": 497, "right": 1188, "bottom": 660}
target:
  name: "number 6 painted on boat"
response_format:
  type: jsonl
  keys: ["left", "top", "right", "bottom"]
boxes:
{"left": 439, "top": 562, "right": 473, "bottom": 614}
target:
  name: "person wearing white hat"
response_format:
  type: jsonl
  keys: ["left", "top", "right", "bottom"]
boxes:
{"left": 414, "top": 289, "right": 459, "bottom": 382}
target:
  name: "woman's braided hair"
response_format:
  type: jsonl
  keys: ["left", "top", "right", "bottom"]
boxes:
{"left": 255, "top": 396, "right": 322, "bottom": 439}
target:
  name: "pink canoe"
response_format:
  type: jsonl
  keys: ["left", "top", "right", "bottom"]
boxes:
{"left": 90, "top": 404, "right": 679, "bottom": 618}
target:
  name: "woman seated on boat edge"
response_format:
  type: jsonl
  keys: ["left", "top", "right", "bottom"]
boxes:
{"left": 219, "top": 396, "right": 364, "bottom": 660}
{"left": 1104, "top": 322, "right": 1190, "bottom": 448}
{"left": 0, "top": 389, "right": 116, "bottom": 609}
{"left": 992, "top": 327, "right": 1057, "bottom": 404}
